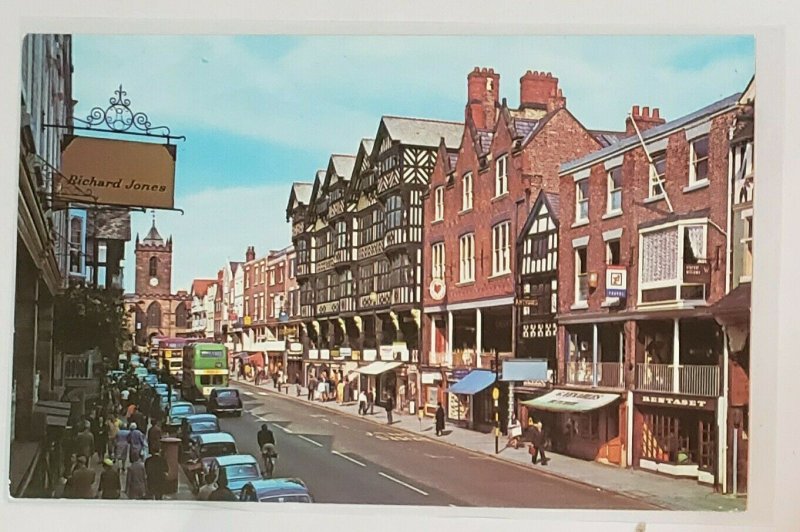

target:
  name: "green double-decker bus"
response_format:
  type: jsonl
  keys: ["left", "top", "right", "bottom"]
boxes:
{"left": 182, "top": 342, "right": 229, "bottom": 402}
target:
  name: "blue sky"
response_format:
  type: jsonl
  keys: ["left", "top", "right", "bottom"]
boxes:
{"left": 69, "top": 35, "right": 754, "bottom": 293}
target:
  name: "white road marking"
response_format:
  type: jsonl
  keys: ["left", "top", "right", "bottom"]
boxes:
{"left": 332, "top": 421, "right": 340, "bottom": 426}
{"left": 448, "top": 504, "right": 458, "bottom": 507}
{"left": 366, "top": 432, "right": 374, "bottom": 437}
{"left": 241, "top": 391, "right": 255, "bottom": 396}
{"left": 321, "top": 418, "right": 331, "bottom": 423}
{"left": 274, "top": 424, "right": 294, "bottom": 434}
{"left": 297, "top": 435, "right": 323, "bottom": 447}
{"left": 258, "top": 392, "right": 268, "bottom": 396}
{"left": 332, "top": 450, "right": 366, "bottom": 467}
{"left": 424, "top": 454, "right": 455, "bottom": 459}
{"left": 378, "top": 472, "right": 429, "bottom": 496}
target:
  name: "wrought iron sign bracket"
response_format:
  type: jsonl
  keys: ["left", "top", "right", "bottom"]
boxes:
{"left": 44, "top": 84, "right": 185, "bottom": 144}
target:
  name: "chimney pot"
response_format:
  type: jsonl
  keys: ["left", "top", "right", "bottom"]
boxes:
{"left": 632, "top": 105, "right": 640, "bottom": 116}
{"left": 653, "top": 108, "right": 660, "bottom": 119}
{"left": 642, "top": 106, "right": 650, "bottom": 118}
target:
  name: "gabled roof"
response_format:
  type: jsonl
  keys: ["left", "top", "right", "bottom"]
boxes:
{"left": 380, "top": 116, "right": 463, "bottom": 149}
{"left": 285, "top": 181, "right": 314, "bottom": 222}
{"left": 518, "top": 190, "right": 560, "bottom": 245}
{"left": 561, "top": 93, "right": 742, "bottom": 174}
{"left": 325, "top": 154, "right": 356, "bottom": 190}
{"left": 229, "top": 261, "right": 243, "bottom": 274}
{"left": 191, "top": 279, "right": 217, "bottom": 298}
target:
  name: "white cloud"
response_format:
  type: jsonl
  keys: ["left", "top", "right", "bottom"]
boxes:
{"left": 125, "top": 182, "right": 291, "bottom": 293}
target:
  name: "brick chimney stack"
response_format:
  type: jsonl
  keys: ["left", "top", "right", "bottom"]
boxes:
{"left": 466, "top": 67, "right": 500, "bottom": 130}
{"left": 245, "top": 246, "right": 255, "bottom": 262}
{"left": 520, "top": 71, "right": 565, "bottom": 111}
{"left": 625, "top": 105, "right": 666, "bottom": 136}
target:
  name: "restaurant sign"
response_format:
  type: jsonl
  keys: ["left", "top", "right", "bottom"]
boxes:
{"left": 636, "top": 393, "right": 714, "bottom": 411}
{"left": 58, "top": 135, "right": 176, "bottom": 209}
{"left": 683, "top": 262, "right": 712, "bottom": 284}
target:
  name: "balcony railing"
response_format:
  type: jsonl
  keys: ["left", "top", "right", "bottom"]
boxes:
{"left": 566, "top": 361, "right": 624, "bottom": 389}
{"left": 428, "top": 351, "right": 446, "bottom": 366}
{"left": 636, "top": 363, "right": 719, "bottom": 397}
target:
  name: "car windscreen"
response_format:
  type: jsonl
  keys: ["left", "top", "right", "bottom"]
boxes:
{"left": 190, "top": 422, "right": 218, "bottom": 433}
{"left": 260, "top": 495, "right": 311, "bottom": 503}
{"left": 224, "top": 464, "right": 259, "bottom": 481}
{"left": 215, "top": 390, "right": 239, "bottom": 399}
{"left": 170, "top": 360, "right": 182, "bottom": 368}
{"left": 170, "top": 406, "right": 193, "bottom": 416}
{"left": 199, "top": 443, "right": 237, "bottom": 458}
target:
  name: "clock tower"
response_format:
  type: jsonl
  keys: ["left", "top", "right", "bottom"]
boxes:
{"left": 135, "top": 217, "right": 172, "bottom": 296}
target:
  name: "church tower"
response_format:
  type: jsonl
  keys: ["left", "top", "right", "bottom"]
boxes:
{"left": 135, "top": 215, "right": 172, "bottom": 296}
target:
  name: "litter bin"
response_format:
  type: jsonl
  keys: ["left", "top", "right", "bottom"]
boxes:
{"left": 160, "top": 437, "right": 181, "bottom": 494}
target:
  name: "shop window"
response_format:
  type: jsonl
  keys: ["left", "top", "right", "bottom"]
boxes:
{"left": 569, "top": 412, "right": 600, "bottom": 440}
{"left": 641, "top": 411, "right": 715, "bottom": 470}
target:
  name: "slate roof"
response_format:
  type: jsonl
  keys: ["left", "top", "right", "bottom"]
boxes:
{"left": 513, "top": 118, "right": 541, "bottom": 140}
{"left": 590, "top": 130, "right": 626, "bottom": 148}
{"left": 561, "top": 93, "right": 742, "bottom": 174}
{"left": 292, "top": 182, "right": 313, "bottom": 205}
{"left": 331, "top": 154, "right": 356, "bottom": 183}
{"left": 142, "top": 220, "right": 164, "bottom": 245}
{"left": 382, "top": 116, "right": 463, "bottom": 149}
{"left": 475, "top": 130, "right": 493, "bottom": 155}
{"left": 360, "top": 138, "right": 374, "bottom": 155}
{"left": 543, "top": 192, "right": 560, "bottom": 222}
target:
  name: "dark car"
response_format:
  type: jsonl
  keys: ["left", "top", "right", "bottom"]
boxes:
{"left": 180, "top": 413, "right": 221, "bottom": 454}
{"left": 207, "top": 388, "right": 243, "bottom": 417}
{"left": 239, "top": 478, "right": 313, "bottom": 503}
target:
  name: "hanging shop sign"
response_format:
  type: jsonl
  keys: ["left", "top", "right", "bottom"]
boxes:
{"left": 606, "top": 266, "right": 627, "bottom": 298}
{"left": 429, "top": 279, "right": 446, "bottom": 301}
{"left": 58, "top": 135, "right": 176, "bottom": 209}
{"left": 683, "top": 262, "right": 712, "bottom": 284}
{"left": 308, "top": 349, "right": 319, "bottom": 360}
{"left": 339, "top": 347, "right": 352, "bottom": 359}
{"left": 363, "top": 349, "right": 377, "bottom": 362}
{"left": 288, "top": 342, "right": 303, "bottom": 354}
{"left": 379, "top": 345, "right": 394, "bottom": 361}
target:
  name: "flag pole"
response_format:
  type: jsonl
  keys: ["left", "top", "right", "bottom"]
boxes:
{"left": 627, "top": 113, "right": 674, "bottom": 214}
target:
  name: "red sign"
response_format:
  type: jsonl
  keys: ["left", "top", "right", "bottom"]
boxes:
{"left": 683, "top": 262, "right": 711, "bottom": 284}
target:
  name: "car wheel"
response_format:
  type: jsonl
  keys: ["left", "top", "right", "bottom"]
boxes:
{"left": 236, "top": 411, "right": 242, "bottom": 417}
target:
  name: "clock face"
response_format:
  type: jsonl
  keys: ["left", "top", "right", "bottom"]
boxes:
{"left": 149, "top": 277, "right": 159, "bottom": 287}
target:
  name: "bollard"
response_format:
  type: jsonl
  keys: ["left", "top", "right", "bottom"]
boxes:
{"left": 160, "top": 437, "right": 181, "bottom": 494}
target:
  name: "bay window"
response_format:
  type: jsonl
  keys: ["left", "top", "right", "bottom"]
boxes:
{"left": 386, "top": 195, "right": 404, "bottom": 230}
{"left": 639, "top": 222, "right": 708, "bottom": 304}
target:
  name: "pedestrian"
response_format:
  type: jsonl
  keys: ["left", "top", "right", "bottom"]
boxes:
{"left": 125, "top": 452, "right": 147, "bottom": 500}
{"left": 133, "top": 407, "right": 148, "bottom": 438}
{"left": 385, "top": 395, "right": 394, "bottom": 425}
{"left": 307, "top": 376, "right": 316, "bottom": 401}
{"left": 358, "top": 390, "right": 367, "bottom": 416}
{"left": 367, "top": 388, "right": 375, "bottom": 415}
{"left": 147, "top": 420, "right": 163, "bottom": 455}
{"left": 435, "top": 401, "right": 446, "bottom": 436}
{"left": 197, "top": 472, "right": 216, "bottom": 501}
{"left": 75, "top": 421, "right": 95, "bottom": 464}
{"left": 272, "top": 371, "right": 279, "bottom": 389}
{"left": 337, "top": 379, "right": 345, "bottom": 405}
{"left": 254, "top": 366, "right": 261, "bottom": 386}
{"left": 106, "top": 414, "right": 120, "bottom": 458}
{"left": 97, "top": 458, "right": 121, "bottom": 499}
{"left": 93, "top": 410, "right": 108, "bottom": 462}
{"left": 126, "top": 401, "right": 137, "bottom": 422}
{"left": 144, "top": 449, "right": 169, "bottom": 500}
{"left": 527, "top": 418, "right": 549, "bottom": 466}
{"left": 208, "top": 475, "right": 236, "bottom": 501}
{"left": 65, "top": 456, "right": 95, "bottom": 499}
{"left": 295, "top": 372, "right": 302, "bottom": 397}
{"left": 127, "top": 422, "right": 146, "bottom": 463}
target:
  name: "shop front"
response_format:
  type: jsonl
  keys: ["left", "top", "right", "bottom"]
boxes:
{"left": 355, "top": 360, "right": 404, "bottom": 411}
{"left": 419, "top": 369, "right": 445, "bottom": 417}
{"left": 522, "top": 389, "right": 624, "bottom": 465}
{"left": 632, "top": 391, "right": 718, "bottom": 485}
{"left": 287, "top": 341, "right": 304, "bottom": 385}
{"left": 446, "top": 369, "right": 499, "bottom": 432}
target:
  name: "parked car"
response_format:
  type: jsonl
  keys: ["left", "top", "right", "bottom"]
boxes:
{"left": 158, "top": 390, "right": 181, "bottom": 411}
{"left": 180, "top": 413, "right": 221, "bottom": 454}
{"left": 207, "top": 388, "right": 243, "bottom": 417}
{"left": 166, "top": 401, "right": 195, "bottom": 430}
{"left": 134, "top": 366, "right": 149, "bottom": 382}
{"left": 206, "top": 455, "right": 262, "bottom": 494}
{"left": 186, "top": 432, "right": 238, "bottom": 493}
{"left": 239, "top": 479, "right": 313, "bottom": 503}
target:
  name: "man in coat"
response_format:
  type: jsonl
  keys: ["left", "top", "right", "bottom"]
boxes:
{"left": 147, "top": 420, "right": 163, "bottom": 455}
{"left": 144, "top": 449, "right": 169, "bottom": 500}
{"left": 526, "top": 418, "right": 549, "bottom": 466}
{"left": 75, "top": 422, "right": 95, "bottom": 464}
{"left": 66, "top": 456, "right": 95, "bottom": 499}
{"left": 435, "top": 402, "right": 446, "bottom": 436}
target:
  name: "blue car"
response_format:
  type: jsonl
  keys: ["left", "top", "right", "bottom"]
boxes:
{"left": 239, "top": 478, "right": 314, "bottom": 503}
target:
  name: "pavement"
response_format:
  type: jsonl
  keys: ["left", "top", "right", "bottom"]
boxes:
{"left": 218, "top": 382, "right": 655, "bottom": 509}
{"left": 231, "top": 376, "right": 746, "bottom": 512}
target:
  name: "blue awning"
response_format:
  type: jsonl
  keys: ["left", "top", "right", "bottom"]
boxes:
{"left": 448, "top": 370, "right": 496, "bottom": 395}
{"left": 501, "top": 359, "right": 549, "bottom": 382}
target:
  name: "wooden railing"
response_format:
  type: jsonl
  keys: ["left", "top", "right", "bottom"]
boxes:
{"left": 636, "top": 363, "right": 720, "bottom": 397}
{"left": 566, "top": 361, "right": 625, "bottom": 389}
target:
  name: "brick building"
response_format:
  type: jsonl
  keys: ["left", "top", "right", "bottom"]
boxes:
{"left": 420, "top": 67, "right": 609, "bottom": 431}
{"left": 190, "top": 278, "right": 217, "bottom": 338}
{"left": 549, "top": 93, "right": 741, "bottom": 489}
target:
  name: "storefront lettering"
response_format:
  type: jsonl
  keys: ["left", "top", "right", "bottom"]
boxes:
{"left": 640, "top": 395, "right": 708, "bottom": 409}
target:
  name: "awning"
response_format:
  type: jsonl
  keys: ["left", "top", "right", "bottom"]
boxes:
{"left": 501, "top": 359, "right": 548, "bottom": 382}
{"left": 356, "top": 361, "right": 403, "bottom": 376}
{"left": 710, "top": 283, "right": 751, "bottom": 326}
{"left": 447, "top": 370, "right": 495, "bottom": 395}
{"left": 521, "top": 389, "right": 619, "bottom": 413}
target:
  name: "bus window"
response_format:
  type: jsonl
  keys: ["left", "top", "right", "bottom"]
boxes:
{"left": 200, "top": 375, "right": 211, "bottom": 385}
{"left": 200, "top": 350, "right": 224, "bottom": 358}
{"left": 212, "top": 375, "right": 225, "bottom": 385}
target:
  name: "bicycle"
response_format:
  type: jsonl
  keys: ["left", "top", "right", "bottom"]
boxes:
{"left": 261, "top": 443, "right": 278, "bottom": 478}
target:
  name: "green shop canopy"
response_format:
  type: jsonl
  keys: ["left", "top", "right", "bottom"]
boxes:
{"left": 521, "top": 389, "right": 619, "bottom": 413}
